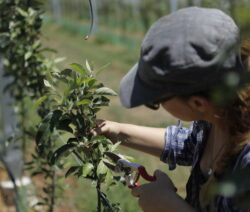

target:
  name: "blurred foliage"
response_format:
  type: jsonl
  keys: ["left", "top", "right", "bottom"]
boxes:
{"left": 0, "top": 0, "right": 46, "bottom": 100}
{"left": 0, "top": 0, "right": 63, "bottom": 211}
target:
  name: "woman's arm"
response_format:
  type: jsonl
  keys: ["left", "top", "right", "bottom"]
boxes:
{"left": 92, "top": 120, "right": 166, "bottom": 157}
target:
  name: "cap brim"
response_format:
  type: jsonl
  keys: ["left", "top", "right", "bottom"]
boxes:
{"left": 119, "top": 63, "right": 169, "bottom": 108}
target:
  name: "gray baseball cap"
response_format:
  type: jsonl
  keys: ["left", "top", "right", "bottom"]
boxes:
{"left": 119, "top": 7, "right": 245, "bottom": 108}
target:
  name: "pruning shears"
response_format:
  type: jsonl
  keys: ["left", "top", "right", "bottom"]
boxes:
{"left": 104, "top": 152, "right": 156, "bottom": 189}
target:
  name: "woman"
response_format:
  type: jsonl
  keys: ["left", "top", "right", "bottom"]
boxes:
{"left": 93, "top": 7, "right": 250, "bottom": 211}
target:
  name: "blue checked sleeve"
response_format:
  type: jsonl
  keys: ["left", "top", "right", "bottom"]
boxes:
{"left": 160, "top": 121, "right": 202, "bottom": 170}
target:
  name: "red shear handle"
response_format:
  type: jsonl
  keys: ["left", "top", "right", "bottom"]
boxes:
{"left": 128, "top": 183, "right": 140, "bottom": 189}
{"left": 138, "top": 166, "right": 156, "bottom": 182}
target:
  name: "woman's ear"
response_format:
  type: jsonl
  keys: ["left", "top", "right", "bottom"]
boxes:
{"left": 187, "top": 96, "right": 210, "bottom": 113}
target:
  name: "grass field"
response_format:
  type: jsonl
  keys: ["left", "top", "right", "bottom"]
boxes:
{"left": 41, "top": 23, "right": 190, "bottom": 212}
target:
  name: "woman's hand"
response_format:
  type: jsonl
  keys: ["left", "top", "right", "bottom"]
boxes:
{"left": 131, "top": 170, "right": 178, "bottom": 212}
{"left": 91, "top": 120, "right": 122, "bottom": 143}
{"left": 91, "top": 120, "right": 166, "bottom": 156}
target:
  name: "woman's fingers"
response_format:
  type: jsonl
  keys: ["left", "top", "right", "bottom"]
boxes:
{"left": 91, "top": 121, "right": 108, "bottom": 135}
{"left": 95, "top": 119, "right": 105, "bottom": 127}
{"left": 154, "top": 169, "right": 165, "bottom": 180}
{"left": 154, "top": 169, "right": 177, "bottom": 192}
{"left": 90, "top": 120, "right": 121, "bottom": 143}
{"left": 130, "top": 171, "right": 178, "bottom": 211}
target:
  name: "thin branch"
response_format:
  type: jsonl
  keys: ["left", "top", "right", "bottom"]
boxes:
{"left": 97, "top": 186, "right": 115, "bottom": 212}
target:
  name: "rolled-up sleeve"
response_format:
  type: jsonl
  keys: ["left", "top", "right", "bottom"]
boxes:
{"left": 161, "top": 121, "right": 200, "bottom": 170}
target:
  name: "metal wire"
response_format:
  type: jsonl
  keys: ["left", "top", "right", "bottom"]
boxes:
{"left": 84, "top": 0, "right": 95, "bottom": 40}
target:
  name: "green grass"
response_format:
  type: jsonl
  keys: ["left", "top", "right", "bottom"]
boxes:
{"left": 41, "top": 22, "right": 190, "bottom": 212}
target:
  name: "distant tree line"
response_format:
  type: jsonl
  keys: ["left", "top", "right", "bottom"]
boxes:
{"left": 46, "top": 0, "right": 250, "bottom": 38}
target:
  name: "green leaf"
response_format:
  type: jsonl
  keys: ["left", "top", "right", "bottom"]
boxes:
{"left": 95, "top": 87, "right": 117, "bottom": 96}
{"left": 43, "top": 79, "right": 53, "bottom": 88}
{"left": 76, "top": 77, "right": 84, "bottom": 86}
{"left": 70, "top": 63, "right": 87, "bottom": 75}
{"left": 67, "top": 138, "right": 78, "bottom": 144}
{"left": 16, "top": 8, "right": 28, "bottom": 17}
{"left": 54, "top": 57, "right": 66, "bottom": 63}
{"left": 105, "top": 169, "right": 114, "bottom": 187}
{"left": 50, "top": 144, "right": 76, "bottom": 165}
{"left": 81, "top": 163, "right": 94, "bottom": 177}
{"left": 97, "top": 160, "right": 108, "bottom": 177}
{"left": 98, "top": 143, "right": 105, "bottom": 155}
{"left": 40, "top": 47, "right": 57, "bottom": 53}
{"left": 32, "top": 40, "right": 41, "bottom": 49}
{"left": 91, "top": 136, "right": 106, "bottom": 142}
{"left": 36, "top": 123, "right": 51, "bottom": 144}
{"left": 96, "top": 63, "right": 111, "bottom": 76}
{"left": 65, "top": 166, "right": 80, "bottom": 178}
{"left": 61, "top": 69, "right": 72, "bottom": 76}
{"left": 86, "top": 78, "right": 97, "bottom": 88}
{"left": 122, "top": 154, "right": 136, "bottom": 163}
{"left": 76, "top": 99, "right": 91, "bottom": 106}
{"left": 3, "top": 59, "right": 10, "bottom": 67}
{"left": 110, "top": 142, "right": 121, "bottom": 152}
{"left": 24, "top": 51, "right": 32, "bottom": 60}
{"left": 36, "top": 113, "right": 53, "bottom": 145}
{"left": 93, "top": 96, "right": 110, "bottom": 107}
{"left": 35, "top": 96, "right": 47, "bottom": 107}
{"left": 85, "top": 60, "right": 92, "bottom": 73}
{"left": 50, "top": 110, "right": 63, "bottom": 131}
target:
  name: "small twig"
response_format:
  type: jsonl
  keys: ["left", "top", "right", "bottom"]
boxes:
{"left": 97, "top": 187, "right": 115, "bottom": 212}
{"left": 55, "top": 132, "right": 85, "bottom": 165}
{"left": 48, "top": 169, "right": 56, "bottom": 212}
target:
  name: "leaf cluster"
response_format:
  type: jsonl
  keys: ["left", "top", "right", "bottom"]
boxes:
{"left": 36, "top": 62, "right": 121, "bottom": 211}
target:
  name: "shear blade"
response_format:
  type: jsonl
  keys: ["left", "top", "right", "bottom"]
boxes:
{"left": 104, "top": 152, "right": 131, "bottom": 173}
{"left": 104, "top": 152, "right": 123, "bottom": 172}
{"left": 104, "top": 151, "right": 122, "bottom": 163}
{"left": 103, "top": 161, "right": 118, "bottom": 172}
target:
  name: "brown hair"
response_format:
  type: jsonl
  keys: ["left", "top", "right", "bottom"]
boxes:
{"left": 216, "top": 39, "right": 250, "bottom": 175}
{"left": 200, "top": 39, "right": 250, "bottom": 208}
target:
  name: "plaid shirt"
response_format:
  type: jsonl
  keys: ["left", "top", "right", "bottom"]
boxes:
{"left": 161, "top": 120, "right": 250, "bottom": 212}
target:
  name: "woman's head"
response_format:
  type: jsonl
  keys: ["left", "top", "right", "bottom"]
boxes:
{"left": 162, "top": 38, "right": 250, "bottom": 125}
{"left": 119, "top": 7, "right": 246, "bottom": 109}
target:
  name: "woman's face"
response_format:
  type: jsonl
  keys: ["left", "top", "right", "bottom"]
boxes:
{"left": 161, "top": 96, "right": 212, "bottom": 122}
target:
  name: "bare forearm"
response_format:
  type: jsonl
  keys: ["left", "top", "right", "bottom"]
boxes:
{"left": 92, "top": 120, "right": 166, "bottom": 157}
{"left": 118, "top": 123, "right": 166, "bottom": 157}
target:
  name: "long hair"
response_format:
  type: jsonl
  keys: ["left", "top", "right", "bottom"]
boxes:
{"left": 200, "top": 39, "right": 250, "bottom": 208}
{"left": 216, "top": 40, "right": 250, "bottom": 174}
